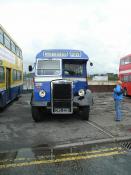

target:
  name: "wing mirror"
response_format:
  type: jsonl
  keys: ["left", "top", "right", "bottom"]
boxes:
{"left": 28, "top": 65, "right": 33, "bottom": 72}
{"left": 90, "top": 62, "right": 93, "bottom": 66}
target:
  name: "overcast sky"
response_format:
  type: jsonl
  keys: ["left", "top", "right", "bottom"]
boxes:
{"left": 1, "top": 0, "right": 131, "bottom": 74}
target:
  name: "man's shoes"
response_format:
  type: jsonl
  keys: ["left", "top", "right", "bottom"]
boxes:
{"left": 115, "top": 119, "right": 121, "bottom": 121}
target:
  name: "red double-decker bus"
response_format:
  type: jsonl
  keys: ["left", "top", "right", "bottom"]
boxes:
{"left": 119, "top": 54, "right": 131, "bottom": 96}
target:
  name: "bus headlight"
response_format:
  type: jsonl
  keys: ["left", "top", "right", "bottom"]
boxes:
{"left": 39, "top": 90, "right": 46, "bottom": 97}
{"left": 78, "top": 89, "right": 85, "bottom": 97}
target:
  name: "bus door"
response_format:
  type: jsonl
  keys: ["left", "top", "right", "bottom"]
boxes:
{"left": 6, "top": 68, "right": 11, "bottom": 101}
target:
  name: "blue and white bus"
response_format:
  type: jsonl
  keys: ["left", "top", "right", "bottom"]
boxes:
{"left": 29, "top": 49, "right": 93, "bottom": 122}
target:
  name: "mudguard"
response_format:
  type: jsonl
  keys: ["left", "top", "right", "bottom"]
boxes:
{"left": 74, "top": 89, "right": 93, "bottom": 106}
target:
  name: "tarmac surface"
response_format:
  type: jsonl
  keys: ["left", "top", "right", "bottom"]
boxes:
{"left": 0, "top": 142, "right": 131, "bottom": 175}
{"left": 0, "top": 93, "right": 131, "bottom": 152}
{"left": 0, "top": 92, "right": 131, "bottom": 174}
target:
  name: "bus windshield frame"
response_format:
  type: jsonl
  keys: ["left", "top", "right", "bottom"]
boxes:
{"left": 63, "top": 62, "right": 84, "bottom": 77}
{"left": 36, "top": 59, "right": 62, "bottom": 76}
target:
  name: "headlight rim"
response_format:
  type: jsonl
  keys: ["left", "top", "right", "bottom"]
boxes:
{"left": 78, "top": 89, "right": 85, "bottom": 97}
{"left": 39, "top": 90, "right": 46, "bottom": 98}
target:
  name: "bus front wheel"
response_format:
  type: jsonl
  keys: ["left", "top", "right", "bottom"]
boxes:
{"left": 123, "top": 88, "right": 128, "bottom": 96}
{"left": 79, "top": 106, "right": 90, "bottom": 121}
{"left": 31, "top": 106, "right": 43, "bottom": 122}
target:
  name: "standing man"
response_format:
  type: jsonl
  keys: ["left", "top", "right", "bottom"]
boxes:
{"left": 113, "top": 80, "right": 123, "bottom": 121}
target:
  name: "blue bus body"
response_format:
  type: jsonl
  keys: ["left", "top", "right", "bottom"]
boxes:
{"left": 30, "top": 49, "right": 93, "bottom": 121}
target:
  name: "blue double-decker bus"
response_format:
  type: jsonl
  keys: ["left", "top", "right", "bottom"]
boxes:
{"left": 29, "top": 49, "right": 93, "bottom": 122}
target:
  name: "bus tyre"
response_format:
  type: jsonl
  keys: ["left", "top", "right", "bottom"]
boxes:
{"left": 80, "top": 106, "right": 90, "bottom": 120}
{"left": 31, "top": 106, "right": 43, "bottom": 122}
{"left": 123, "top": 89, "right": 127, "bottom": 96}
{"left": 15, "top": 96, "right": 19, "bottom": 101}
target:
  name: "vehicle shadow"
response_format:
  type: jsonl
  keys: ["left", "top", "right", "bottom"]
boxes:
{"left": 40, "top": 113, "right": 81, "bottom": 122}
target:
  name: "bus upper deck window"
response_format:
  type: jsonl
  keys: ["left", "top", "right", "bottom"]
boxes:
{"left": 125, "top": 57, "right": 130, "bottom": 64}
{"left": 16, "top": 47, "right": 20, "bottom": 57}
{"left": 120, "top": 59, "right": 124, "bottom": 65}
{"left": 0, "top": 29, "right": 4, "bottom": 44}
{"left": 11, "top": 41, "right": 16, "bottom": 54}
{"left": 4, "top": 34, "right": 11, "bottom": 50}
{"left": 129, "top": 57, "right": 131, "bottom": 63}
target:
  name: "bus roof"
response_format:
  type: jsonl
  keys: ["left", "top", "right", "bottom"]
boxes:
{"left": 120, "top": 54, "right": 131, "bottom": 60}
{"left": 36, "top": 49, "right": 89, "bottom": 60}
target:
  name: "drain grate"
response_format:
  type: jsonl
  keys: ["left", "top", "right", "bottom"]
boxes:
{"left": 120, "top": 141, "right": 131, "bottom": 151}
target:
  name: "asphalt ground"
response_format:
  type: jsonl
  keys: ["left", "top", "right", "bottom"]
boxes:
{"left": 0, "top": 93, "right": 131, "bottom": 152}
{"left": 0, "top": 92, "right": 131, "bottom": 174}
{"left": 0, "top": 142, "right": 131, "bottom": 175}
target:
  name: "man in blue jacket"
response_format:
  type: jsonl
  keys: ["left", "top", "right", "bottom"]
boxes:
{"left": 113, "top": 80, "right": 123, "bottom": 121}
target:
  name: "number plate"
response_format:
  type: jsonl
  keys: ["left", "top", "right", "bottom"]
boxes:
{"left": 54, "top": 108, "right": 70, "bottom": 113}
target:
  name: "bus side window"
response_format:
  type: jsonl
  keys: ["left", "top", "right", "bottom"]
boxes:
{"left": 0, "top": 28, "right": 4, "bottom": 44}
{"left": 11, "top": 41, "right": 16, "bottom": 54}
{"left": 19, "top": 50, "right": 23, "bottom": 59}
{"left": 125, "top": 57, "right": 130, "bottom": 64}
{"left": 16, "top": 71, "right": 21, "bottom": 81}
{"left": 4, "top": 33, "right": 11, "bottom": 50}
{"left": 13, "top": 69, "right": 17, "bottom": 81}
{"left": 121, "top": 76, "right": 124, "bottom": 82}
{"left": 120, "top": 59, "right": 124, "bottom": 65}
{"left": 16, "top": 47, "right": 20, "bottom": 57}
{"left": 129, "top": 56, "right": 131, "bottom": 63}
{"left": 129, "top": 75, "right": 131, "bottom": 82}
{"left": 123, "top": 75, "right": 128, "bottom": 82}
{"left": 0, "top": 67, "right": 5, "bottom": 83}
